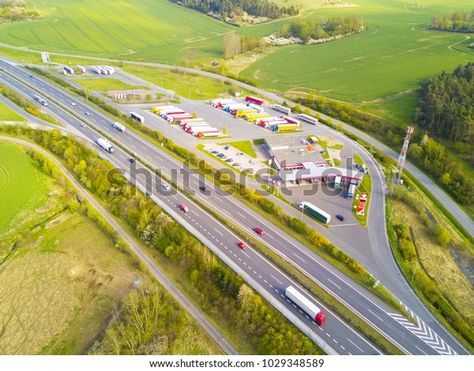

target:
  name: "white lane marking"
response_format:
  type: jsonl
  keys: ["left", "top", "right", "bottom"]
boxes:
{"left": 292, "top": 253, "right": 306, "bottom": 263}
{"left": 236, "top": 211, "right": 245, "bottom": 218}
{"left": 347, "top": 338, "right": 364, "bottom": 352}
{"left": 242, "top": 251, "right": 251, "bottom": 259}
{"left": 214, "top": 228, "right": 223, "bottom": 236}
{"left": 414, "top": 344, "right": 428, "bottom": 355}
{"left": 266, "top": 233, "right": 274, "bottom": 240}
{"left": 368, "top": 308, "right": 385, "bottom": 323}
{"left": 270, "top": 274, "right": 283, "bottom": 285}
{"left": 327, "top": 277, "right": 342, "bottom": 290}
{"left": 190, "top": 210, "right": 199, "bottom": 217}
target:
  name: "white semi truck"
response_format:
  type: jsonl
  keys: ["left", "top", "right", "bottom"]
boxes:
{"left": 285, "top": 286, "right": 326, "bottom": 325}
{"left": 97, "top": 138, "right": 114, "bottom": 153}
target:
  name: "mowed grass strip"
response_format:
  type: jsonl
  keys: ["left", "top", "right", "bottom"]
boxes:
{"left": 123, "top": 65, "right": 236, "bottom": 99}
{"left": 0, "top": 102, "right": 25, "bottom": 121}
{"left": 222, "top": 140, "right": 257, "bottom": 158}
{"left": 74, "top": 78, "right": 147, "bottom": 92}
{"left": 0, "top": 141, "right": 47, "bottom": 232}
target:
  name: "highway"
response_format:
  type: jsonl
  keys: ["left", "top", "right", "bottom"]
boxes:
{"left": 0, "top": 60, "right": 467, "bottom": 355}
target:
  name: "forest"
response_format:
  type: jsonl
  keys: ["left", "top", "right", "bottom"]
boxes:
{"left": 431, "top": 9, "right": 474, "bottom": 33}
{"left": 170, "top": 0, "right": 298, "bottom": 23}
{"left": 0, "top": 0, "right": 40, "bottom": 22}
{"left": 416, "top": 63, "right": 473, "bottom": 144}
{"left": 277, "top": 16, "right": 365, "bottom": 42}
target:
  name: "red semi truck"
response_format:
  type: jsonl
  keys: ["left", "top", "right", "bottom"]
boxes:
{"left": 245, "top": 96, "right": 264, "bottom": 105}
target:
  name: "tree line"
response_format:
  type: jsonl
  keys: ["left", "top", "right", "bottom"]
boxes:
{"left": 416, "top": 63, "right": 473, "bottom": 144}
{"left": 431, "top": 9, "right": 474, "bottom": 33}
{"left": 0, "top": 0, "right": 40, "bottom": 21}
{"left": 277, "top": 15, "right": 364, "bottom": 42}
{"left": 223, "top": 32, "right": 261, "bottom": 58}
{"left": 0, "top": 123, "right": 322, "bottom": 355}
{"left": 170, "top": 0, "right": 298, "bottom": 22}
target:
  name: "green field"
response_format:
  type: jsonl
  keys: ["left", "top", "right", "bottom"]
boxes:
{"left": 75, "top": 78, "right": 146, "bottom": 92}
{"left": 0, "top": 102, "right": 25, "bottom": 121}
{"left": 241, "top": 0, "right": 474, "bottom": 103}
{"left": 0, "top": 0, "right": 232, "bottom": 63}
{"left": 0, "top": 141, "right": 47, "bottom": 232}
{"left": 123, "top": 65, "right": 246, "bottom": 99}
{"left": 222, "top": 140, "right": 257, "bottom": 158}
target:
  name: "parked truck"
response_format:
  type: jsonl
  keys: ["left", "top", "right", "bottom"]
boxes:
{"left": 298, "top": 113, "right": 319, "bottom": 125}
{"left": 347, "top": 181, "right": 357, "bottom": 199}
{"left": 245, "top": 96, "right": 264, "bottom": 105}
{"left": 97, "top": 138, "right": 114, "bottom": 153}
{"left": 299, "top": 201, "right": 331, "bottom": 224}
{"left": 272, "top": 104, "right": 291, "bottom": 116}
{"left": 285, "top": 286, "right": 326, "bottom": 325}
{"left": 235, "top": 109, "right": 258, "bottom": 118}
{"left": 281, "top": 116, "right": 300, "bottom": 125}
{"left": 271, "top": 123, "right": 298, "bottom": 132}
{"left": 196, "top": 130, "right": 221, "bottom": 138}
{"left": 245, "top": 113, "right": 270, "bottom": 122}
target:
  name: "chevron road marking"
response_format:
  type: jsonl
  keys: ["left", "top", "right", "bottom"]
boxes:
{"left": 388, "top": 305, "right": 457, "bottom": 355}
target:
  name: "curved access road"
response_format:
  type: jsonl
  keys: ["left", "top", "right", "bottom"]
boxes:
{"left": 0, "top": 135, "right": 238, "bottom": 356}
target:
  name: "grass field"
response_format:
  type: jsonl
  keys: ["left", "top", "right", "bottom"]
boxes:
{"left": 0, "top": 102, "right": 25, "bottom": 121}
{"left": 0, "top": 0, "right": 232, "bottom": 63}
{"left": 122, "top": 65, "right": 243, "bottom": 100}
{"left": 241, "top": 0, "right": 474, "bottom": 103}
{"left": 0, "top": 141, "right": 47, "bottom": 232}
{"left": 222, "top": 140, "right": 257, "bottom": 158}
{"left": 74, "top": 78, "right": 146, "bottom": 92}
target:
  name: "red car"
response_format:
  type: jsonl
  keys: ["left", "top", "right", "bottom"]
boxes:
{"left": 179, "top": 203, "right": 189, "bottom": 213}
{"left": 238, "top": 241, "right": 246, "bottom": 250}
{"left": 254, "top": 227, "right": 264, "bottom": 235}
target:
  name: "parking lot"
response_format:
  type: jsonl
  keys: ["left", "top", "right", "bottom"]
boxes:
{"left": 203, "top": 143, "right": 262, "bottom": 174}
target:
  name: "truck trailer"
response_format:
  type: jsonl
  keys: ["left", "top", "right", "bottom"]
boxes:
{"left": 271, "top": 123, "right": 298, "bottom": 132}
{"left": 245, "top": 113, "right": 270, "bottom": 122}
{"left": 298, "top": 114, "right": 319, "bottom": 125}
{"left": 285, "top": 286, "right": 326, "bottom": 325}
{"left": 245, "top": 96, "right": 264, "bottom": 105}
{"left": 97, "top": 138, "right": 114, "bottom": 153}
{"left": 272, "top": 104, "right": 291, "bottom": 116}
{"left": 196, "top": 130, "right": 221, "bottom": 138}
{"left": 281, "top": 116, "right": 300, "bottom": 125}
{"left": 299, "top": 201, "right": 331, "bottom": 224}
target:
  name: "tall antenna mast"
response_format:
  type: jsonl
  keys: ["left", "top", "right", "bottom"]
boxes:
{"left": 396, "top": 126, "right": 414, "bottom": 184}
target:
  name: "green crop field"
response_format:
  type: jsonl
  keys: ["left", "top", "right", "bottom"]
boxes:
{"left": 0, "top": 102, "right": 25, "bottom": 121}
{"left": 241, "top": 0, "right": 474, "bottom": 104}
{"left": 74, "top": 78, "right": 147, "bottom": 92}
{"left": 0, "top": 141, "right": 47, "bottom": 232}
{"left": 0, "top": 0, "right": 233, "bottom": 63}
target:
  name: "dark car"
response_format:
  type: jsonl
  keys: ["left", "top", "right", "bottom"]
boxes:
{"left": 128, "top": 157, "right": 135, "bottom": 163}
{"left": 336, "top": 214, "right": 345, "bottom": 222}
{"left": 199, "top": 185, "right": 206, "bottom": 192}
{"left": 84, "top": 111, "right": 90, "bottom": 116}
{"left": 225, "top": 158, "right": 233, "bottom": 162}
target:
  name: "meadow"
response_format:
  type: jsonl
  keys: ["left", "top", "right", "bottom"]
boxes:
{"left": 0, "top": 141, "right": 47, "bottom": 232}
{"left": 0, "top": 102, "right": 25, "bottom": 121}
{"left": 241, "top": 0, "right": 474, "bottom": 103}
{"left": 74, "top": 78, "right": 147, "bottom": 92}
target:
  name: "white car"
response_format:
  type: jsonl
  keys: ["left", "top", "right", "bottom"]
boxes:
{"left": 71, "top": 102, "right": 76, "bottom": 106}
{"left": 161, "top": 183, "right": 171, "bottom": 191}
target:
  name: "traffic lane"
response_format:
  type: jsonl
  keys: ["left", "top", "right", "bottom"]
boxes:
{"left": 1, "top": 74, "right": 374, "bottom": 355}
